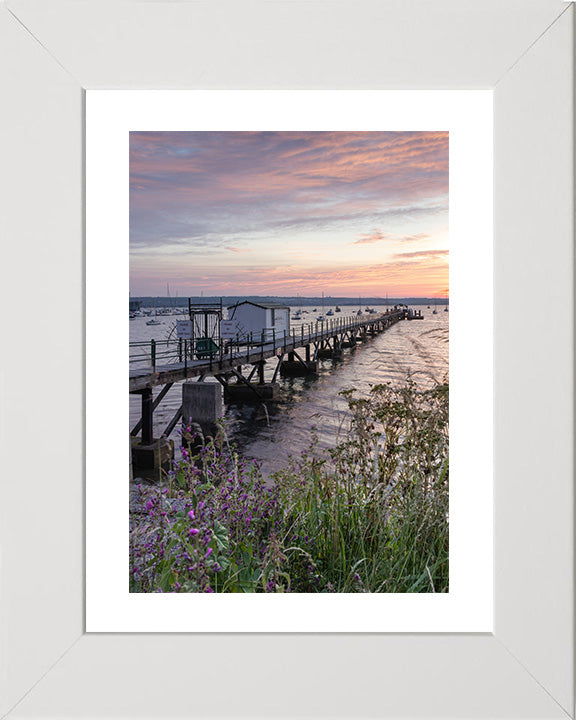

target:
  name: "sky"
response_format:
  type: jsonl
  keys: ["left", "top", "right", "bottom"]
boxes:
{"left": 130, "top": 131, "right": 448, "bottom": 298}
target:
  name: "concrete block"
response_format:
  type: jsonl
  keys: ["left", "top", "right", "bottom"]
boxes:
{"left": 280, "top": 360, "right": 317, "bottom": 377}
{"left": 225, "top": 382, "right": 280, "bottom": 401}
{"left": 131, "top": 436, "right": 174, "bottom": 471}
{"left": 182, "top": 381, "right": 223, "bottom": 435}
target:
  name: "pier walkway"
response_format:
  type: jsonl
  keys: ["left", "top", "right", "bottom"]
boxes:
{"left": 129, "top": 308, "right": 411, "bottom": 457}
{"left": 129, "top": 309, "right": 405, "bottom": 392}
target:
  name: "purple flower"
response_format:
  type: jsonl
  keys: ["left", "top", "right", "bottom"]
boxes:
{"left": 189, "top": 528, "right": 199, "bottom": 536}
{"left": 205, "top": 586, "right": 214, "bottom": 593}
{"left": 204, "top": 547, "right": 213, "bottom": 559}
{"left": 145, "top": 500, "right": 154, "bottom": 511}
{"left": 187, "top": 509, "right": 195, "bottom": 520}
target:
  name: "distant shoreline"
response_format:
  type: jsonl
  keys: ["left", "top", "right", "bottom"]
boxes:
{"left": 130, "top": 295, "right": 449, "bottom": 308}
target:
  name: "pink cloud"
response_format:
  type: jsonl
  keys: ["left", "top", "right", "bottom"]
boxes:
{"left": 352, "top": 230, "right": 391, "bottom": 245}
{"left": 351, "top": 230, "right": 432, "bottom": 246}
{"left": 394, "top": 249, "right": 448, "bottom": 260}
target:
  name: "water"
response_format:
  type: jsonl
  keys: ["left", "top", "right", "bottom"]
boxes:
{"left": 130, "top": 304, "right": 448, "bottom": 477}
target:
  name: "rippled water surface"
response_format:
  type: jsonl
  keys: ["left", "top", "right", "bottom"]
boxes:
{"left": 130, "top": 304, "right": 448, "bottom": 476}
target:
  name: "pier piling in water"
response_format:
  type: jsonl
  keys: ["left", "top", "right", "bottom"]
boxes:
{"left": 279, "top": 360, "right": 317, "bottom": 377}
{"left": 224, "top": 382, "right": 280, "bottom": 401}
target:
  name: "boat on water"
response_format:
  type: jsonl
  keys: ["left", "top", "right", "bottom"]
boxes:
{"left": 317, "top": 315, "right": 325, "bottom": 322}
{"left": 146, "top": 309, "right": 163, "bottom": 325}
{"left": 326, "top": 309, "right": 334, "bottom": 316}
{"left": 335, "top": 306, "right": 341, "bottom": 312}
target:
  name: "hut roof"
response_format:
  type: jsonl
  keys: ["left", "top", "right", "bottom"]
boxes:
{"left": 227, "top": 301, "right": 290, "bottom": 311}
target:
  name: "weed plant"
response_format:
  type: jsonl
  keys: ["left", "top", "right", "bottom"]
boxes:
{"left": 129, "top": 381, "right": 449, "bottom": 593}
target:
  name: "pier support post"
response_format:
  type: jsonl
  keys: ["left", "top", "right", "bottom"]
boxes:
{"left": 141, "top": 388, "right": 153, "bottom": 445}
{"left": 131, "top": 387, "right": 175, "bottom": 473}
{"left": 182, "top": 381, "right": 223, "bottom": 437}
{"left": 332, "top": 336, "right": 342, "bottom": 357}
{"left": 257, "top": 361, "right": 265, "bottom": 384}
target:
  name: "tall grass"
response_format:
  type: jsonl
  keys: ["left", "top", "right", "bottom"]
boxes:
{"left": 130, "top": 380, "right": 448, "bottom": 593}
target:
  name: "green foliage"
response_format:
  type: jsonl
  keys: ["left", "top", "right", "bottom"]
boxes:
{"left": 130, "top": 380, "right": 449, "bottom": 593}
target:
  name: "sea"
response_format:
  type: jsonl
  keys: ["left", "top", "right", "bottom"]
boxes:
{"left": 129, "top": 303, "right": 449, "bottom": 478}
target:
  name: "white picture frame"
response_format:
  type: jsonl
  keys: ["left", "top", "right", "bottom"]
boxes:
{"left": 0, "top": 1, "right": 573, "bottom": 718}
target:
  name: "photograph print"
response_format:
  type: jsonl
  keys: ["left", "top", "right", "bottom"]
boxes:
{"left": 129, "top": 130, "right": 449, "bottom": 594}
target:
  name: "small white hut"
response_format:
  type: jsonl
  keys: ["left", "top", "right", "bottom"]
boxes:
{"left": 226, "top": 301, "right": 290, "bottom": 341}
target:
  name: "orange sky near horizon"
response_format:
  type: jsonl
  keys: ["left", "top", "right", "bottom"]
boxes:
{"left": 130, "top": 131, "right": 448, "bottom": 298}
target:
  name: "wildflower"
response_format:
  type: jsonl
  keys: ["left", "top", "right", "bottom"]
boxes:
{"left": 145, "top": 500, "right": 154, "bottom": 511}
{"left": 189, "top": 528, "right": 199, "bottom": 536}
{"left": 187, "top": 509, "right": 195, "bottom": 520}
{"left": 204, "top": 547, "right": 213, "bottom": 559}
{"left": 205, "top": 586, "right": 214, "bottom": 593}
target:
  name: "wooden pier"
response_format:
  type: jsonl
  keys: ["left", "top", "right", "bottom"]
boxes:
{"left": 129, "top": 308, "right": 408, "bottom": 467}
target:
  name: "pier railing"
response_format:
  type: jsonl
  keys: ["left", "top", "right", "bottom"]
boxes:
{"left": 130, "top": 311, "right": 398, "bottom": 373}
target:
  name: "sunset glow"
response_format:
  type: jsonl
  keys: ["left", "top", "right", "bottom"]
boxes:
{"left": 130, "top": 131, "right": 448, "bottom": 297}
